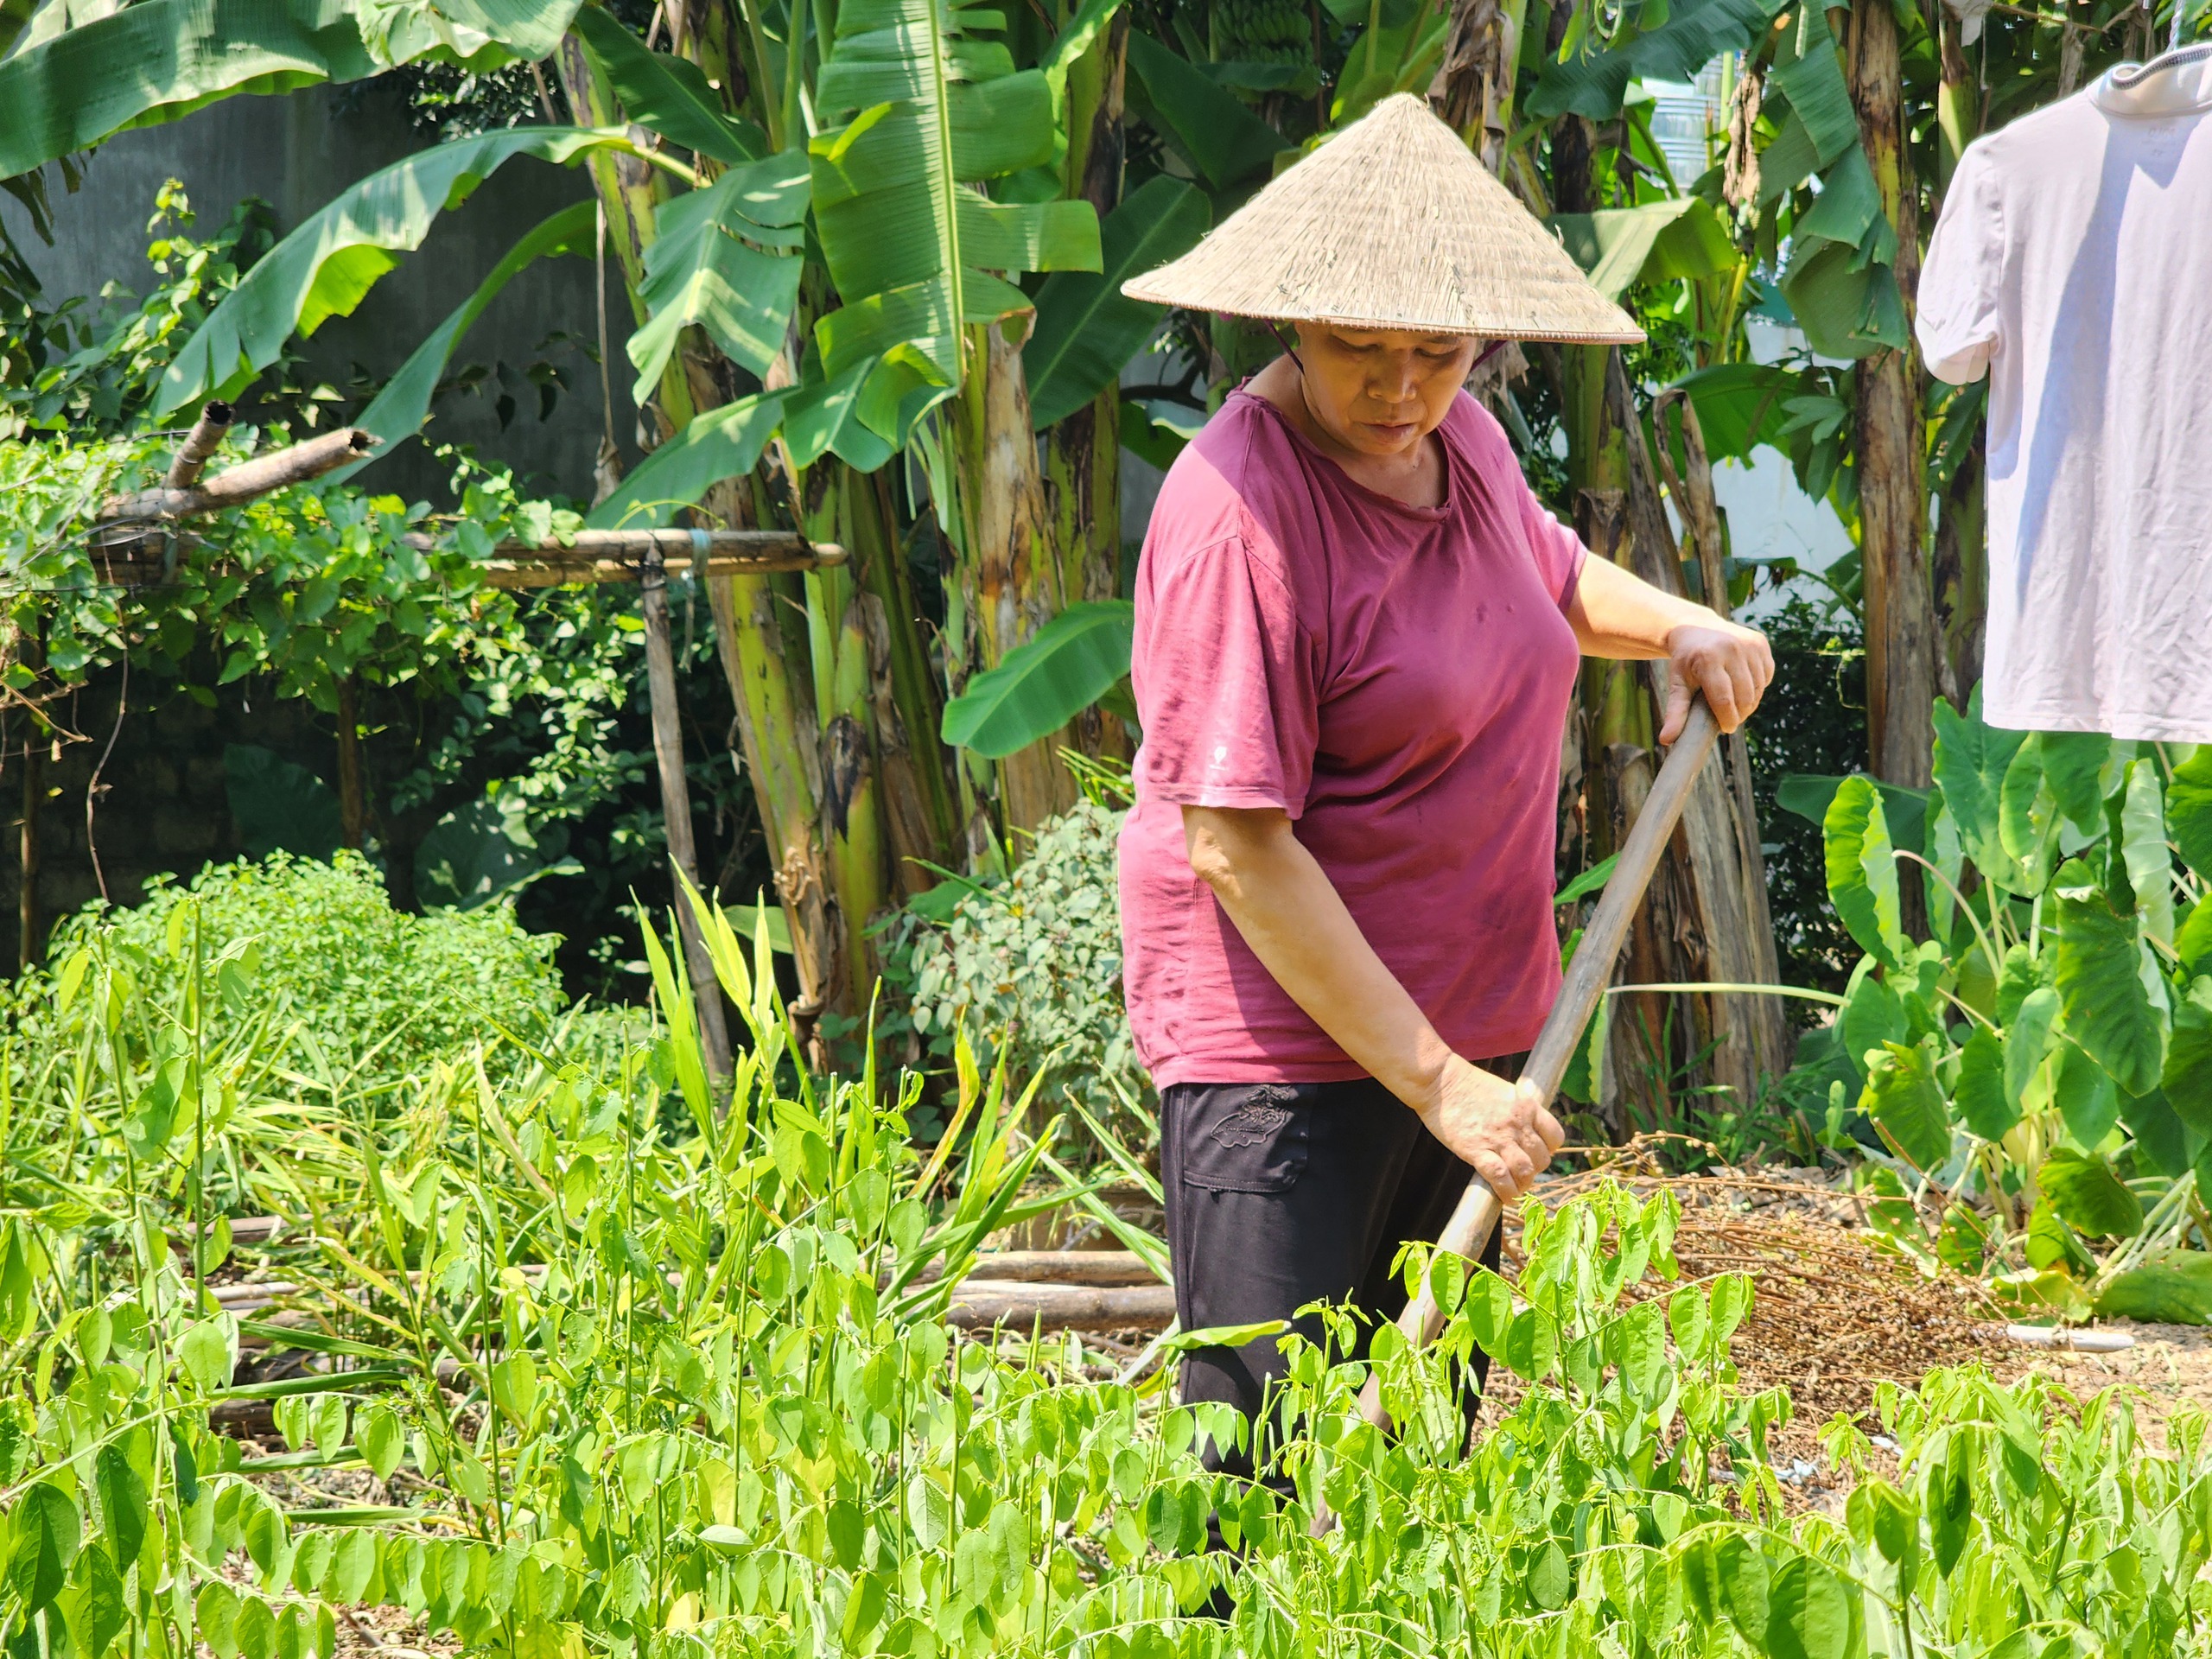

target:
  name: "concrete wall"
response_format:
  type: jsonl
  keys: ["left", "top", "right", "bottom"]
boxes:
{"left": 3, "top": 79, "right": 639, "bottom": 504}
{"left": 2, "top": 677, "right": 325, "bottom": 969}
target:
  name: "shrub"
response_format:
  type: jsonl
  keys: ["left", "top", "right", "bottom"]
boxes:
{"left": 886, "top": 798, "right": 1153, "bottom": 1151}
{"left": 16, "top": 851, "right": 601, "bottom": 1082}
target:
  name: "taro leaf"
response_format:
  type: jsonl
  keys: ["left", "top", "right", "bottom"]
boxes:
{"left": 2121, "top": 761, "right": 2176, "bottom": 945}
{"left": 2040, "top": 731, "right": 2112, "bottom": 834}
{"left": 1995, "top": 941, "right": 2051, "bottom": 1026}
{"left": 2050, "top": 1040, "right": 2120, "bottom": 1150}
{"left": 2169, "top": 745, "right": 2212, "bottom": 881}
{"left": 1825, "top": 775, "right": 1908, "bottom": 969}
{"left": 223, "top": 745, "right": 341, "bottom": 861}
{"left": 1838, "top": 957, "right": 1905, "bottom": 1080}
{"left": 2162, "top": 977, "right": 2212, "bottom": 1136}
{"left": 1932, "top": 692, "right": 2031, "bottom": 892}
{"left": 2054, "top": 861, "right": 2165, "bottom": 1097}
{"left": 2024, "top": 1198, "right": 2094, "bottom": 1274}
{"left": 1862, "top": 1039, "right": 1951, "bottom": 1173}
{"left": 1123, "top": 30, "right": 1287, "bottom": 188}
{"left": 1952, "top": 1026, "right": 2017, "bottom": 1141}
{"left": 2117, "top": 1085, "right": 2194, "bottom": 1179}
{"left": 1764, "top": 1554, "right": 1850, "bottom": 1659}
{"left": 1999, "top": 734, "right": 2062, "bottom": 889}
{"left": 94, "top": 1445, "right": 147, "bottom": 1569}
{"left": 1777, "top": 772, "right": 1929, "bottom": 855}
{"left": 8, "top": 1482, "right": 79, "bottom": 1614}
{"left": 2095, "top": 1250, "right": 2212, "bottom": 1325}
{"left": 415, "top": 790, "right": 571, "bottom": 910}
{"left": 940, "top": 601, "right": 1135, "bottom": 757}
{"left": 1026, "top": 175, "right": 1211, "bottom": 429}
{"left": 2180, "top": 899, "right": 2212, "bottom": 979}
{"left": 1936, "top": 1202, "right": 1992, "bottom": 1274}
{"left": 2004, "top": 985, "right": 2059, "bottom": 1116}
{"left": 2036, "top": 1147, "right": 2142, "bottom": 1239}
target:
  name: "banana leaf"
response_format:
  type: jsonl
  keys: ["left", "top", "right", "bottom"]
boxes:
{"left": 155, "top": 126, "right": 632, "bottom": 416}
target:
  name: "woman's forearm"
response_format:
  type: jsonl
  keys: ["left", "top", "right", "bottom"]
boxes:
{"left": 1181, "top": 805, "right": 1456, "bottom": 1112}
{"left": 1566, "top": 551, "right": 1714, "bottom": 658}
{"left": 1179, "top": 804, "right": 1567, "bottom": 1193}
{"left": 1566, "top": 554, "right": 1775, "bottom": 736}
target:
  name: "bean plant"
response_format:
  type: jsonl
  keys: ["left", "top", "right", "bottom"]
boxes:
{"left": 6, "top": 887, "right": 2212, "bottom": 1658}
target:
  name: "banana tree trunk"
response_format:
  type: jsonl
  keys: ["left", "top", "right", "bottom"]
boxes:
{"left": 1627, "top": 369, "right": 1791, "bottom": 1099}
{"left": 1849, "top": 0, "right": 1937, "bottom": 790}
{"left": 559, "top": 33, "right": 852, "bottom": 1013}
{"left": 1931, "top": 8, "right": 1986, "bottom": 710}
{"left": 701, "top": 481, "right": 838, "bottom": 1014}
{"left": 1574, "top": 491, "right": 1676, "bottom": 1138}
{"left": 1430, "top": 0, "right": 1529, "bottom": 172}
{"left": 951, "top": 316, "right": 1080, "bottom": 834}
{"left": 1042, "top": 13, "right": 1131, "bottom": 762}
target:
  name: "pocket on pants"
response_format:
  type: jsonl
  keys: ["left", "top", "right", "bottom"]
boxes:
{"left": 1174, "top": 1083, "right": 1312, "bottom": 1194}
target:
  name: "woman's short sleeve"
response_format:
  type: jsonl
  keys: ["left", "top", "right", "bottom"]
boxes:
{"left": 1917, "top": 142, "right": 2005, "bottom": 385}
{"left": 1130, "top": 534, "right": 1319, "bottom": 817}
{"left": 1518, "top": 486, "right": 1587, "bottom": 613}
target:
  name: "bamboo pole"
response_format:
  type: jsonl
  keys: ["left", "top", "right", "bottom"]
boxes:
{"left": 163, "top": 401, "right": 235, "bottom": 489}
{"left": 76, "top": 532, "right": 846, "bottom": 591}
{"left": 96, "top": 428, "right": 377, "bottom": 525}
{"left": 638, "top": 544, "right": 734, "bottom": 1085}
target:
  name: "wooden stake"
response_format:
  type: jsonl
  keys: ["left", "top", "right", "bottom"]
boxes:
{"left": 18, "top": 725, "right": 40, "bottom": 974}
{"left": 335, "top": 676, "right": 367, "bottom": 851}
{"left": 639, "top": 545, "right": 733, "bottom": 1084}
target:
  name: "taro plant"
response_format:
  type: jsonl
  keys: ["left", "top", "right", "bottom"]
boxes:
{"left": 1803, "top": 691, "right": 2212, "bottom": 1321}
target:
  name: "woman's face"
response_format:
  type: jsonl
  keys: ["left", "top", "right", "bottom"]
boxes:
{"left": 1290, "top": 323, "right": 1482, "bottom": 459}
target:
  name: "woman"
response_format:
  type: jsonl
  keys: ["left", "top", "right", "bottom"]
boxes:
{"left": 1116, "top": 97, "right": 1773, "bottom": 1486}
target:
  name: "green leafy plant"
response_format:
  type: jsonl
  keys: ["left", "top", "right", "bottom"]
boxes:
{"left": 1806, "top": 692, "right": 2212, "bottom": 1320}
{"left": 6, "top": 887, "right": 2212, "bottom": 1659}
{"left": 884, "top": 791, "right": 1149, "bottom": 1150}
{"left": 13, "top": 852, "right": 598, "bottom": 1087}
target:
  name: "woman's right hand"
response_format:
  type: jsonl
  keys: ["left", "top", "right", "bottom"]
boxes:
{"left": 1411, "top": 1056, "right": 1565, "bottom": 1198}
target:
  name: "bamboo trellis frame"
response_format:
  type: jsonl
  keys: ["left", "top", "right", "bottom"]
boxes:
{"left": 65, "top": 423, "right": 842, "bottom": 1082}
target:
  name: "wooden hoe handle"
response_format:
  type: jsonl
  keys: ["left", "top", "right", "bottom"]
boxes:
{"left": 1309, "top": 697, "right": 1722, "bottom": 1533}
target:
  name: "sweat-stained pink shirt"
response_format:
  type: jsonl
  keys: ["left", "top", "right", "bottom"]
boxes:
{"left": 1117, "top": 387, "right": 1586, "bottom": 1088}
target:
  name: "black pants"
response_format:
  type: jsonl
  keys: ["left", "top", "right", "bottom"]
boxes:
{"left": 1160, "top": 1068, "right": 1513, "bottom": 1533}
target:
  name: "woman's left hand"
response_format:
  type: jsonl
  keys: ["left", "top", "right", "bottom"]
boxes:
{"left": 1660, "top": 618, "right": 1773, "bottom": 741}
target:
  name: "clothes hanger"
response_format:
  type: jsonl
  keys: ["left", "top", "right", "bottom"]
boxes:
{"left": 2099, "top": 34, "right": 2212, "bottom": 110}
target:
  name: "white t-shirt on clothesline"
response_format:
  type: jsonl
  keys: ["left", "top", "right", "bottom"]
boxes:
{"left": 1916, "top": 48, "right": 2212, "bottom": 744}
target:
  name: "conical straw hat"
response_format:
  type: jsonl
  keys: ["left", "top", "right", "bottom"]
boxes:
{"left": 1123, "top": 93, "right": 1643, "bottom": 345}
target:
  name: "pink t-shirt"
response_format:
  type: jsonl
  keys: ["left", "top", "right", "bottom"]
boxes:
{"left": 1118, "top": 387, "right": 1586, "bottom": 1087}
